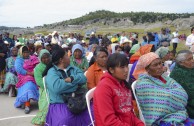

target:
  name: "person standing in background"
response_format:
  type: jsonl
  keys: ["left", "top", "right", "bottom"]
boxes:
{"left": 89, "top": 32, "right": 99, "bottom": 45}
{"left": 4, "top": 32, "right": 14, "bottom": 48}
{"left": 186, "top": 27, "right": 194, "bottom": 48}
{"left": 18, "top": 34, "right": 25, "bottom": 45}
{"left": 171, "top": 30, "right": 179, "bottom": 53}
{"left": 13, "top": 35, "right": 18, "bottom": 45}
{"left": 158, "top": 28, "right": 171, "bottom": 47}
{"left": 119, "top": 31, "right": 128, "bottom": 45}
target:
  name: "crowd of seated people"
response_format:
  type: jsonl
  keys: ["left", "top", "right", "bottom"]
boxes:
{"left": 0, "top": 27, "right": 194, "bottom": 126}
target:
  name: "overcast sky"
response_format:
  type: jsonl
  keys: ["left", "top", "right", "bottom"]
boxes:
{"left": 0, "top": 0, "right": 194, "bottom": 27}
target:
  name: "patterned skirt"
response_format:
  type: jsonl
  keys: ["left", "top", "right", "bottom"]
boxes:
{"left": 1, "top": 72, "right": 18, "bottom": 92}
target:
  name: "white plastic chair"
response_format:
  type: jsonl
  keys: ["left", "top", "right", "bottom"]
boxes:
{"left": 84, "top": 71, "right": 88, "bottom": 76}
{"left": 85, "top": 87, "right": 96, "bottom": 126}
{"left": 126, "top": 64, "right": 133, "bottom": 81}
{"left": 43, "top": 76, "right": 49, "bottom": 104}
{"left": 131, "top": 81, "right": 145, "bottom": 124}
{"left": 164, "top": 60, "right": 172, "bottom": 76}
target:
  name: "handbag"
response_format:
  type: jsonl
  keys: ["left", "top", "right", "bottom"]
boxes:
{"left": 56, "top": 67, "right": 88, "bottom": 115}
{"left": 63, "top": 85, "right": 88, "bottom": 114}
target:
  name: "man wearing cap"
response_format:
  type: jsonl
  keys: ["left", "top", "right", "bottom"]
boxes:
{"left": 51, "top": 31, "right": 62, "bottom": 46}
{"left": 89, "top": 32, "right": 99, "bottom": 45}
{"left": 158, "top": 28, "right": 171, "bottom": 47}
{"left": 4, "top": 32, "right": 14, "bottom": 48}
{"left": 121, "top": 38, "right": 131, "bottom": 57}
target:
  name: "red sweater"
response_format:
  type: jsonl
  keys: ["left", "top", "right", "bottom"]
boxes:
{"left": 94, "top": 72, "right": 144, "bottom": 126}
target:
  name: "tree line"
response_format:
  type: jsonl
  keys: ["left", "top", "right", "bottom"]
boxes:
{"left": 58, "top": 10, "right": 194, "bottom": 25}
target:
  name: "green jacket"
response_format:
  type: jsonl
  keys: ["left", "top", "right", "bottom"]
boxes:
{"left": 34, "top": 62, "right": 45, "bottom": 88}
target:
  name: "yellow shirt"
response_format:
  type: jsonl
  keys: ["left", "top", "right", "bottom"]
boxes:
{"left": 111, "top": 37, "right": 118, "bottom": 43}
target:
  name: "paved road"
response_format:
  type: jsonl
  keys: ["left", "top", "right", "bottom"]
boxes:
{"left": 0, "top": 94, "right": 38, "bottom": 126}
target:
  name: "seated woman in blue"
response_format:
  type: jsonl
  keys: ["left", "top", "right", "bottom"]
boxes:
{"left": 43, "top": 48, "right": 92, "bottom": 126}
{"left": 14, "top": 46, "right": 39, "bottom": 114}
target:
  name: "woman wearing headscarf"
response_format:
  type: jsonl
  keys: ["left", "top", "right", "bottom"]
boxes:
{"left": 31, "top": 49, "right": 51, "bottom": 125}
{"left": 1, "top": 47, "right": 18, "bottom": 96}
{"left": 155, "top": 46, "right": 170, "bottom": 63}
{"left": 14, "top": 46, "right": 39, "bottom": 114}
{"left": 170, "top": 50, "right": 194, "bottom": 121}
{"left": 128, "top": 44, "right": 155, "bottom": 83}
{"left": 133, "top": 52, "right": 194, "bottom": 125}
{"left": 70, "top": 44, "right": 89, "bottom": 72}
{"left": 129, "top": 43, "right": 141, "bottom": 56}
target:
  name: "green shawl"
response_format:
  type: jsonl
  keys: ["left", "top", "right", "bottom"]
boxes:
{"left": 170, "top": 64, "right": 194, "bottom": 119}
{"left": 70, "top": 56, "right": 89, "bottom": 71}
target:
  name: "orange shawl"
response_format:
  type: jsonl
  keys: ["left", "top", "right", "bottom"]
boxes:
{"left": 129, "top": 44, "right": 154, "bottom": 64}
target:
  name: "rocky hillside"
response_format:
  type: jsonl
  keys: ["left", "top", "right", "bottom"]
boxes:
{"left": 1, "top": 10, "right": 194, "bottom": 34}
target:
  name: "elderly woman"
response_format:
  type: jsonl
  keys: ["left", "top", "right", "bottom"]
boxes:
{"left": 133, "top": 52, "right": 194, "bottom": 125}
{"left": 133, "top": 52, "right": 194, "bottom": 126}
{"left": 31, "top": 49, "right": 51, "bottom": 125}
{"left": 14, "top": 46, "right": 39, "bottom": 114}
{"left": 94, "top": 53, "right": 144, "bottom": 126}
{"left": 1, "top": 47, "right": 18, "bottom": 96}
{"left": 70, "top": 44, "right": 88, "bottom": 72}
{"left": 86, "top": 46, "right": 108, "bottom": 90}
{"left": 42, "top": 48, "right": 91, "bottom": 126}
{"left": 170, "top": 50, "right": 194, "bottom": 121}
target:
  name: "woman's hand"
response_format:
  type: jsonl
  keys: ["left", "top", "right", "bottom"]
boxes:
{"left": 0, "top": 53, "right": 5, "bottom": 57}
{"left": 65, "top": 77, "right": 72, "bottom": 83}
{"left": 27, "top": 71, "right": 34, "bottom": 76}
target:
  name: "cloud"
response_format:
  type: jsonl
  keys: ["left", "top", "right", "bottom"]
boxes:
{"left": 0, "top": 0, "right": 194, "bottom": 27}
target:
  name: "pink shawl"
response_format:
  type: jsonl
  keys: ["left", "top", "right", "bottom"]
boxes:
{"left": 16, "top": 56, "right": 39, "bottom": 88}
